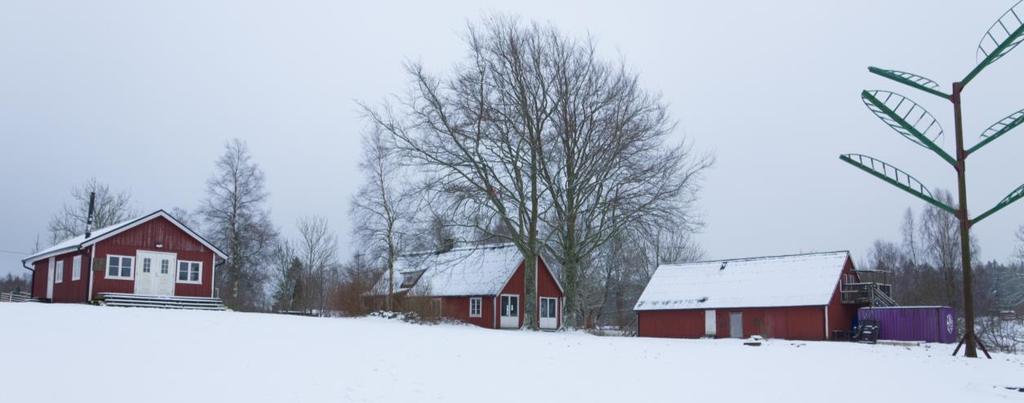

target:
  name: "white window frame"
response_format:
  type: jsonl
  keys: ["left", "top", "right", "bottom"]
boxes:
{"left": 72, "top": 256, "right": 82, "bottom": 281}
{"left": 176, "top": 260, "right": 203, "bottom": 284}
{"left": 469, "top": 297, "right": 482, "bottom": 318}
{"left": 54, "top": 260, "right": 64, "bottom": 284}
{"left": 105, "top": 255, "right": 135, "bottom": 280}
{"left": 540, "top": 297, "right": 557, "bottom": 319}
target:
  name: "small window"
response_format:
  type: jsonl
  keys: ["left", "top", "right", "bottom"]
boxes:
{"left": 177, "top": 261, "right": 202, "bottom": 284}
{"left": 540, "top": 297, "right": 557, "bottom": 319}
{"left": 469, "top": 297, "right": 482, "bottom": 318}
{"left": 106, "top": 256, "right": 134, "bottom": 279}
{"left": 160, "top": 259, "right": 169, "bottom": 274}
{"left": 142, "top": 258, "right": 151, "bottom": 273}
{"left": 72, "top": 256, "right": 82, "bottom": 281}
{"left": 54, "top": 260, "right": 64, "bottom": 283}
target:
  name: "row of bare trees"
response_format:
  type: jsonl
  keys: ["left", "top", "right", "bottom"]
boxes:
{"left": 863, "top": 193, "right": 1024, "bottom": 350}
{"left": 355, "top": 15, "right": 711, "bottom": 328}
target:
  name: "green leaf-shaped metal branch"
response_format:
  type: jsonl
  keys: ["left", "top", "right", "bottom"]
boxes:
{"left": 973, "top": 184, "right": 1024, "bottom": 224}
{"left": 968, "top": 108, "right": 1024, "bottom": 155}
{"left": 868, "top": 67, "right": 950, "bottom": 99}
{"left": 861, "top": 90, "right": 956, "bottom": 166}
{"left": 839, "top": 153, "right": 955, "bottom": 214}
{"left": 963, "top": 0, "right": 1024, "bottom": 86}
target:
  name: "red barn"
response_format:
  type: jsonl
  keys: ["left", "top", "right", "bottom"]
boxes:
{"left": 369, "top": 243, "right": 564, "bottom": 330}
{"left": 22, "top": 210, "right": 226, "bottom": 303}
{"left": 634, "top": 251, "right": 870, "bottom": 341}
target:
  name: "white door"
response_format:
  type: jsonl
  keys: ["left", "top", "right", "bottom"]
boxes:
{"left": 704, "top": 309, "right": 717, "bottom": 337}
{"left": 135, "top": 251, "right": 176, "bottom": 296}
{"left": 729, "top": 312, "right": 743, "bottom": 338}
{"left": 539, "top": 297, "right": 557, "bottom": 329}
{"left": 46, "top": 257, "right": 54, "bottom": 299}
{"left": 500, "top": 294, "right": 519, "bottom": 328}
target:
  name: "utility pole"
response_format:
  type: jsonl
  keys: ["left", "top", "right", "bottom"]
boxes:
{"left": 841, "top": 1, "right": 1024, "bottom": 358}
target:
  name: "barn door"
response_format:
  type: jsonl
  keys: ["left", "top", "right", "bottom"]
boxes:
{"left": 135, "top": 251, "right": 176, "bottom": 296}
{"left": 499, "top": 294, "right": 519, "bottom": 329}
{"left": 704, "top": 310, "right": 717, "bottom": 337}
{"left": 729, "top": 312, "right": 743, "bottom": 338}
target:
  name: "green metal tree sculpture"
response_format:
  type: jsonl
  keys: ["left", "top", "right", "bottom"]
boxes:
{"left": 841, "top": 1, "right": 1024, "bottom": 358}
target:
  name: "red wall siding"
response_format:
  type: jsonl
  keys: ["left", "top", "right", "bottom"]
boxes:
{"left": 826, "top": 257, "right": 860, "bottom": 337}
{"left": 91, "top": 216, "right": 215, "bottom": 299}
{"left": 639, "top": 306, "right": 828, "bottom": 341}
{"left": 31, "top": 260, "right": 48, "bottom": 299}
{"left": 500, "top": 260, "right": 526, "bottom": 327}
{"left": 497, "top": 257, "right": 565, "bottom": 329}
{"left": 50, "top": 250, "right": 91, "bottom": 302}
{"left": 441, "top": 296, "right": 495, "bottom": 328}
{"left": 638, "top": 310, "right": 706, "bottom": 338}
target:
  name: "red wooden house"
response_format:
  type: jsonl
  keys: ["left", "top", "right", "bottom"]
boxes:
{"left": 369, "top": 243, "right": 564, "bottom": 330}
{"left": 22, "top": 210, "right": 226, "bottom": 303}
{"left": 634, "top": 251, "right": 873, "bottom": 341}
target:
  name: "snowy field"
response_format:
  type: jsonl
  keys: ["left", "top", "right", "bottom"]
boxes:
{"left": 1, "top": 304, "right": 1022, "bottom": 403}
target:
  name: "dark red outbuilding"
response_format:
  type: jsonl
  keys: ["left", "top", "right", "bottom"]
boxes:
{"left": 368, "top": 244, "right": 564, "bottom": 330}
{"left": 23, "top": 210, "right": 226, "bottom": 302}
{"left": 634, "top": 251, "right": 870, "bottom": 341}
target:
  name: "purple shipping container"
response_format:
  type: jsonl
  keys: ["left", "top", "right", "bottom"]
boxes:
{"left": 857, "top": 306, "right": 957, "bottom": 343}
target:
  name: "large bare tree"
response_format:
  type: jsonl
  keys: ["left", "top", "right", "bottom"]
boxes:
{"left": 48, "top": 178, "right": 134, "bottom": 243}
{"left": 364, "top": 16, "right": 710, "bottom": 328}
{"left": 537, "top": 32, "right": 711, "bottom": 325}
{"left": 365, "top": 16, "right": 552, "bottom": 328}
{"left": 200, "top": 139, "right": 278, "bottom": 311}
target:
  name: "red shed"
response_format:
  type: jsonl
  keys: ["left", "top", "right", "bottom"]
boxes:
{"left": 368, "top": 244, "right": 564, "bottom": 330}
{"left": 22, "top": 210, "right": 226, "bottom": 303}
{"left": 634, "top": 251, "right": 867, "bottom": 341}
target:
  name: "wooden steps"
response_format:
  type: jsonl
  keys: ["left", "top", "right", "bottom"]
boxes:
{"left": 98, "top": 293, "right": 227, "bottom": 311}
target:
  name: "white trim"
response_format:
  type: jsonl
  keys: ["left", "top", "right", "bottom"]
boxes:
{"left": 469, "top": 297, "right": 482, "bottom": 318}
{"left": 80, "top": 211, "right": 227, "bottom": 258}
{"left": 104, "top": 255, "right": 135, "bottom": 280}
{"left": 54, "top": 260, "right": 64, "bottom": 284}
{"left": 538, "top": 254, "right": 565, "bottom": 294}
{"left": 210, "top": 251, "right": 216, "bottom": 297}
{"left": 431, "top": 298, "right": 443, "bottom": 317}
{"left": 824, "top": 306, "right": 830, "bottom": 340}
{"left": 175, "top": 260, "right": 203, "bottom": 284}
{"left": 71, "top": 255, "right": 81, "bottom": 281}
{"left": 499, "top": 293, "right": 520, "bottom": 329}
{"left": 46, "top": 258, "right": 54, "bottom": 299}
{"left": 87, "top": 247, "right": 96, "bottom": 301}
{"left": 539, "top": 297, "right": 557, "bottom": 319}
{"left": 492, "top": 295, "right": 497, "bottom": 328}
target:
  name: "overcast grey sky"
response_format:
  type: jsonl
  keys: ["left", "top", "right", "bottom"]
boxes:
{"left": 2, "top": 1, "right": 1023, "bottom": 277}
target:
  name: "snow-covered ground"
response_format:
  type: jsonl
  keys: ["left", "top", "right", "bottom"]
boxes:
{"left": 1, "top": 304, "right": 1022, "bottom": 402}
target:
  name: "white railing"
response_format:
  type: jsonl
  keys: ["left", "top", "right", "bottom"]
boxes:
{"left": 0, "top": 291, "right": 31, "bottom": 303}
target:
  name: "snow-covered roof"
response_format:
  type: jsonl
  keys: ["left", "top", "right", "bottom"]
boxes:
{"left": 370, "top": 244, "right": 526, "bottom": 297}
{"left": 23, "top": 210, "right": 226, "bottom": 266}
{"left": 633, "top": 251, "right": 851, "bottom": 311}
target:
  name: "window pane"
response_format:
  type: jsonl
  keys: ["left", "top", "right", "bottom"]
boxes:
{"left": 161, "top": 260, "right": 168, "bottom": 274}
{"left": 107, "top": 257, "right": 118, "bottom": 276}
{"left": 190, "top": 270, "right": 199, "bottom": 281}
{"left": 143, "top": 258, "right": 151, "bottom": 273}
{"left": 121, "top": 258, "right": 132, "bottom": 277}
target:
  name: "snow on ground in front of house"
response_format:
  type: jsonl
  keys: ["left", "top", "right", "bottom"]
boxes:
{"left": 1, "top": 304, "right": 1022, "bottom": 403}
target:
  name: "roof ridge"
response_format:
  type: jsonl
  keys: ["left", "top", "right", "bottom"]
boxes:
{"left": 399, "top": 242, "right": 516, "bottom": 258}
{"left": 664, "top": 250, "right": 850, "bottom": 267}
